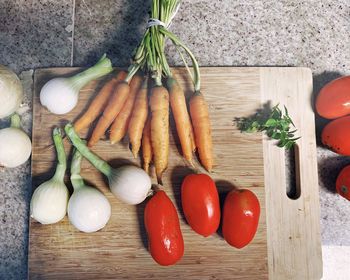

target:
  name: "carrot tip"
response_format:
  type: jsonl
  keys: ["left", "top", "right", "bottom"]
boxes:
{"left": 131, "top": 146, "right": 139, "bottom": 158}
{"left": 144, "top": 164, "right": 149, "bottom": 173}
{"left": 156, "top": 175, "right": 163, "bottom": 186}
{"left": 205, "top": 167, "right": 213, "bottom": 173}
{"left": 188, "top": 159, "right": 195, "bottom": 168}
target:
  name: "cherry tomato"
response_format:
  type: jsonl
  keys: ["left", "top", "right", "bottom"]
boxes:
{"left": 181, "top": 174, "right": 220, "bottom": 237}
{"left": 336, "top": 165, "right": 350, "bottom": 201}
{"left": 322, "top": 116, "right": 350, "bottom": 155}
{"left": 316, "top": 76, "right": 350, "bottom": 119}
{"left": 222, "top": 189, "right": 260, "bottom": 249}
{"left": 144, "top": 190, "right": 184, "bottom": 266}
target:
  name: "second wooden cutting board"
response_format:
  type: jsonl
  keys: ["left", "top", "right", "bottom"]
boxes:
{"left": 29, "top": 67, "right": 322, "bottom": 279}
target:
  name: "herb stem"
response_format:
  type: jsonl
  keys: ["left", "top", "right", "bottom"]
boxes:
{"left": 236, "top": 104, "right": 300, "bottom": 149}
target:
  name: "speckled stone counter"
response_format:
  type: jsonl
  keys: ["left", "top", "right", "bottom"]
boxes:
{"left": 1, "top": 0, "right": 350, "bottom": 279}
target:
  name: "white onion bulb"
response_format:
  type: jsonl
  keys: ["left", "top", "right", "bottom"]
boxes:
{"left": 0, "top": 114, "right": 31, "bottom": 168}
{"left": 39, "top": 54, "right": 113, "bottom": 115}
{"left": 30, "top": 128, "right": 69, "bottom": 224}
{"left": 68, "top": 186, "right": 111, "bottom": 233}
{"left": 0, "top": 65, "right": 23, "bottom": 118}
{"left": 109, "top": 165, "right": 152, "bottom": 205}
{"left": 40, "top": 78, "right": 79, "bottom": 115}
{"left": 65, "top": 124, "right": 152, "bottom": 206}
{"left": 30, "top": 179, "right": 69, "bottom": 224}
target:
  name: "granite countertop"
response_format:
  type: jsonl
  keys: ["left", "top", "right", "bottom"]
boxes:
{"left": 1, "top": 0, "right": 350, "bottom": 279}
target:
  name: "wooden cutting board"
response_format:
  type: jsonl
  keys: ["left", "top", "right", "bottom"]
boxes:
{"left": 28, "top": 67, "right": 322, "bottom": 280}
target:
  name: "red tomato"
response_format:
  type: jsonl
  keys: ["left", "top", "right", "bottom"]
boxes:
{"left": 321, "top": 116, "right": 350, "bottom": 155}
{"left": 316, "top": 76, "right": 350, "bottom": 119}
{"left": 144, "top": 190, "right": 184, "bottom": 266}
{"left": 181, "top": 174, "right": 220, "bottom": 237}
{"left": 222, "top": 189, "right": 260, "bottom": 249}
{"left": 336, "top": 165, "right": 350, "bottom": 201}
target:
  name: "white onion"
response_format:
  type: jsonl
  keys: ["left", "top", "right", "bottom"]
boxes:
{"left": 30, "top": 128, "right": 69, "bottom": 224}
{"left": 30, "top": 179, "right": 69, "bottom": 224}
{"left": 0, "top": 65, "right": 23, "bottom": 118}
{"left": 40, "top": 78, "right": 79, "bottom": 115}
{"left": 65, "top": 123, "right": 152, "bottom": 205}
{"left": 0, "top": 114, "right": 31, "bottom": 168}
{"left": 67, "top": 148, "right": 111, "bottom": 233}
{"left": 68, "top": 186, "right": 111, "bottom": 233}
{"left": 39, "top": 54, "right": 113, "bottom": 115}
{"left": 109, "top": 166, "right": 152, "bottom": 204}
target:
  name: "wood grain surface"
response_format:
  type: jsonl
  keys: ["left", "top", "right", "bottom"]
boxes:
{"left": 260, "top": 68, "right": 322, "bottom": 280}
{"left": 28, "top": 67, "right": 321, "bottom": 279}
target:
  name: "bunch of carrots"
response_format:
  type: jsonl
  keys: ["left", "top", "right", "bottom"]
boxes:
{"left": 73, "top": 0, "right": 212, "bottom": 183}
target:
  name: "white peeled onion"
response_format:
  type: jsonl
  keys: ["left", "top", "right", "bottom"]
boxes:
{"left": 40, "top": 78, "right": 79, "bottom": 115}
{"left": 0, "top": 65, "right": 23, "bottom": 118}
{"left": 109, "top": 165, "right": 152, "bottom": 204}
{"left": 40, "top": 54, "right": 113, "bottom": 115}
{"left": 30, "top": 128, "right": 69, "bottom": 224}
{"left": 30, "top": 179, "right": 69, "bottom": 224}
{"left": 68, "top": 148, "right": 111, "bottom": 233}
{"left": 0, "top": 114, "right": 31, "bottom": 168}
{"left": 68, "top": 186, "right": 111, "bottom": 233}
{"left": 65, "top": 123, "right": 152, "bottom": 205}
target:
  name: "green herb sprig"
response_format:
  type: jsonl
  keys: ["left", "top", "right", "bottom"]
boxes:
{"left": 235, "top": 104, "right": 300, "bottom": 149}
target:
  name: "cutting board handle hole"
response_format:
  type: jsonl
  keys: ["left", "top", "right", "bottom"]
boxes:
{"left": 285, "top": 144, "right": 301, "bottom": 200}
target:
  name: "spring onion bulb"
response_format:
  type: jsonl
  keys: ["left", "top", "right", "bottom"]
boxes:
{"left": 0, "top": 114, "right": 31, "bottom": 168}
{"left": 30, "top": 128, "right": 69, "bottom": 224}
{"left": 0, "top": 65, "right": 23, "bottom": 118}
{"left": 40, "top": 54, "right": 113, "bottom": 115}
{"left": 68, "top": 147, "right": 111, "bottom": 233}
{"left": 64, "top": 123, "right": 152, "bottom": 205}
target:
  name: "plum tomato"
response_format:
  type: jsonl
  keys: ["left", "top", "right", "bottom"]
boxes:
{"left": 144, "top": 190, "right": 184, "bottom": 266}
{"left": 181, "top": 174, "right": 220, "bottom": 237}
{"left": 222, "top": 189, "right": 260, "bottom": 249}
{"left": 336, "top": 165, "right": 350, "bottom": 201}
{"left": 321, "top": 116, "right": 350, "bottom": 155}
{"left": 316, "top": 76, "right": 350, "bottom": 119}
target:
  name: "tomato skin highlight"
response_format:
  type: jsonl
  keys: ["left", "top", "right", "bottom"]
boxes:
{"left": 144, "top": 190, "right": 184, "bottom": 266}
{"left": 321, "top": 116, "right": 350, "bottom": 155}
{"left": 222, "top": 189, "right": 260, "bottom": 249}
{"left": 336, "top": 165, "right": 350, "bottom": 201}
{"left": 181, "top": 174, "right": 220, "bottom": 237}
{"left": 316, "top": 76, "right": 350, "bottom": 119}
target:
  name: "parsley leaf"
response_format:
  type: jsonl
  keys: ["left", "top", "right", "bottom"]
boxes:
{"left": 235, "top": 104, "right": 300, "bottom": 149}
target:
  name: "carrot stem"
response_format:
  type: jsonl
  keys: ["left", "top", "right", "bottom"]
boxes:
{"left": 159, "top": 28, "right": 201, "bottom": 91}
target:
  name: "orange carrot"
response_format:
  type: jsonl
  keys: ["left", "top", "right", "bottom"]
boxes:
{"left": 189, "top": 91, "right": 213, "bottom": 172}
{"left": 128, "top": 78, "right": 149, "bottom": 157}
{"left": 167, "top": 77, "right": 196, "bottom": 165}
{"left": 142, "top": 115, "right": 152, "bottom": 173}
{"left": 88, "top": 81, "right": 130, "bottom": 147}
{"left": 109, "top": 75, "right": 143, "bottom": 144}
{"left": 74, "top": 71, "right": 127, "bottom": 133}
{"left": 150, "top": 85, "right": 169, "bottom": 182}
